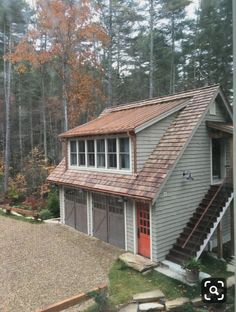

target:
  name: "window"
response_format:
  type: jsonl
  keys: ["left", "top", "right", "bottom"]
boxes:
{"left": 97, "top": 139, "right": 105, "bottom": 167}
{"left": 87, "top": 140, "right": 95, "bottom": 166}
{"left": 107, "top": 138, "right": 117, "bottom": 168}
{"left": 69, "top": 137, "right": 131, "bottom": 172}
{"left": 210, "top": 101, "right": 216, "bottom": 115}
{"left": 119, "top": 138, "right": 130, "bottom": 169}
{"left": 78, "top": 140, "right": 85, "bottom": 166}
{"left": 70, "top": 141, "right": 77, "bottom": 165}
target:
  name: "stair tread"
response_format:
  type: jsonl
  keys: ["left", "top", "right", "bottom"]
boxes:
{"left": 166, "top": 184, "right": 232, "bottom": 265}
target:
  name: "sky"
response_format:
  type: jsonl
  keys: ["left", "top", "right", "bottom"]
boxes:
{"left": 187, "top": 0, "right": 200, "bottom": 18}
{"left": 27, "top": 0, "right": 200, "bottom": 18}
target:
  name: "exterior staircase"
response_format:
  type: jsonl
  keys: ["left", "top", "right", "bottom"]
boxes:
{"left": 166, "top": 183, "right": 234, "bottom": 265}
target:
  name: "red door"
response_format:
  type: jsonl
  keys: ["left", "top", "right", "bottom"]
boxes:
{"left": 137, "top": 202, "right": 150, "bottom": 258}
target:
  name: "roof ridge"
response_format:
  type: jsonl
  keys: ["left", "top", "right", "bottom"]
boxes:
{"left": 101, "top": 84, "right": 220, "bottom": 114}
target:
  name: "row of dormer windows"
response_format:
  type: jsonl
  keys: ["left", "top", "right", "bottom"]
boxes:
{"left": 69, "top": 137, "right": 130, "bottom": 171}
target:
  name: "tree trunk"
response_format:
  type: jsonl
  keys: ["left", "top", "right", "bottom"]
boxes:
{"left": 18, "top": 78, "right": 23, "bottom": 169}
{"left": 107, "top": 0, "right": 113, "bottom": 107}
{"left": 170, "top": 13, "right": 175, "bottom": 94}
{"left": 149, "top": 0, "right": 154, "bottom": 99}
{"left": 41, "top": 71, "right": 48, "bottom": 162}
{"left": 30, "top": 98, "right": 34, "bottom": 151}
{"left": 3, "top": 24, "right": 12, "bottom": 194}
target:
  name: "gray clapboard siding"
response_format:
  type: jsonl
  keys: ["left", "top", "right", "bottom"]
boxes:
{"left": 136, "top": 113, "right": 177, "bottom": 171}
{"left": 126, "top": 199, "right": 134, "bottom": 253}
{"left": 59, "top": 186, "right": 65, "bottom": 224}
{"left": 206, "top": 100, "right": 228, "bottom": 122}
{"left": 152, "top": 117, "right": 212, "bottom": 262}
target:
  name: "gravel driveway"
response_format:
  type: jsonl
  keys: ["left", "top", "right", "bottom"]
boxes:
{"left": 0, "top": 216, "right": 122, "bottom": 312}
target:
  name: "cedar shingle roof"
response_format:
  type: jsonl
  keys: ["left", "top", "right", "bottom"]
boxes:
{"left": 59, "top": 98, "right": 188, "bottom": 138}
{"left": 48, "top": 85, "right": 220, "bottom": 201}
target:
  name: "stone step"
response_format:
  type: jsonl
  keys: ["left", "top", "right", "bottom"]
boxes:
{"left": 133, "top": 289, "right": 165, "bottom": 304}
{"left": 139, "top": 302, "right": 165, "bottom": 311}
{"left": 165, "top": 297, "right": 190, "bottom": 311}
{"left": 119, "top": 252, "right": 158, "bottom": 273}
{"left": 119, "top": 303, "right": 138, "bottom": 312}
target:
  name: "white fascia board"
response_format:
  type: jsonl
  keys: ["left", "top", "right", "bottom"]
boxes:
{"left": 134, "top": 101, "right": 188, "bottom": 134}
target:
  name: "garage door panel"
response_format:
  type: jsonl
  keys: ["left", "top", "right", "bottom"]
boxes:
{"left": 64, "top": 188, "right": 87, "bottom": 232}
{"left": 93, "top": 207, "right": 107, "bottom": 241}
{"left": 75, "top": 203, "right": 87, "bottom": 233}
{"left": 65, "top": 199, "right": 75, "bottom": 228}
{"left": 108, "top": 211, "right": 125, "bottom": 248}
{"left": 92, "top": 192, "right": 125, "bottom": 249}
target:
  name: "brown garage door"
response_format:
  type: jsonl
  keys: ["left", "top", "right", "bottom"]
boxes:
{"left": 92, "top": 193, "right": 125, "bottom": 249}
{"left": 64, "top": 188, "right": 88, "bottom": 234}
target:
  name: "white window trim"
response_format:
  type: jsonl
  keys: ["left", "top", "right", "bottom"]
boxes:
{"left": 209, "top": 101, "right": 216, "bottom": 115}
{"left": 210, "top": 138, "right": 226, "bottom": 185}
{"left": 68, "top": 136, "right": 132, "bottom": 174}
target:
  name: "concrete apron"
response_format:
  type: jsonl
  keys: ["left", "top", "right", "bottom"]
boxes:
{"left": 156, "top": 260, "right": 210, "bottom": 286}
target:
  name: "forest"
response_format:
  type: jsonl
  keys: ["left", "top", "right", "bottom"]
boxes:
{"left": 0, "top": 0, "right": 232, "bottom": 212}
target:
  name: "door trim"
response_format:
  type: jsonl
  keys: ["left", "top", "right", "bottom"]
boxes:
{"left": 133, "top": 201, "right": 137, "bottom": 254}
{"left": 149, "top": 203, "right": 153, "bottom": 261}
{"left": 136, "top": 201, "right": 151, "bottom": 259}
{"left": 210, "top": 138, "right": 226, "bottom": 185}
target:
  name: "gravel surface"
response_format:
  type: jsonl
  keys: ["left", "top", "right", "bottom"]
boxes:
{"left": 0, "top": 216, "right": 121, "bottom": 312}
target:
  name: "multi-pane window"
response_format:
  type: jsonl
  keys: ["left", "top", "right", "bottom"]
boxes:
{"left": 78, "top": 140, "right": 86, "bottom": 166}
{"left": 97, "top": 139, "right": 105, "bottom": 167}
{"left": 70, "top": 141, "right": 77, "bottom": 165}
{"left": 107, "top": 138, "right": 117, "bottom": 168}
{"left": 69, "top": 137, "right": 130, "bottom": 171}
{"left": 119, "top": 138, "right": 130, "bottom": 169}
{"left": 87, "top": 140, "right": 95, "bottom": 166}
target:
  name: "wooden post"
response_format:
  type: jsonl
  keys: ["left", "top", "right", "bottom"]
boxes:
{"left": 217, "top": 222, "right": 223, "bottom": 259}
{"left": 230, "top": 201, "right": 234, "bottom": 255}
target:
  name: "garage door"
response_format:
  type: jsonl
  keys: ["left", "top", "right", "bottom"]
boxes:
{"left": 64, "top": 188, "right": 88, "bottom": 234}
{"left": 92, "top": 193, "right": 125, "bottom": 249}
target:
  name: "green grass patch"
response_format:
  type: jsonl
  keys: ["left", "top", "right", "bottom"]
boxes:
{"left": 0, "top": 208, "right": 42, "bottom": 224}
{"left": 201, "top": 252, "right": 233, "bottom": 278}
{"left": 107, "top": 255, "right": 233, "bottom": 309}
{"left": 108, "top": 260, "right": 201, "bottom": 306}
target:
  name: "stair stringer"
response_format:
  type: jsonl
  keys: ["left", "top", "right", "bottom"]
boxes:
{"left": 196, "top": 192, "right": 234, "bottom": 259}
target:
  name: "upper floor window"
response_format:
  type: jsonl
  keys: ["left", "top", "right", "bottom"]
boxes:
{"left": 69, "top": 136, "right": 131, "bottom": 172}
{"left": 70, "top": 141, "right": 77, "bottom": 165}
{"left": 108, "top": 138, "right": 117, "bottom": 168}
{"left": 78, "top": 140, "right": 85, "bottom": 166}
{"left": 87, "top": 140, "right": 95, "bottom": 167}
{"left": 119, "top": 138, "right": 130, "bottom": 169}
{"left": 209, "top": 101, "right": 216, "bottom": 115}
{"left": 97, "top": 139, "right": 105, "bottom": 168}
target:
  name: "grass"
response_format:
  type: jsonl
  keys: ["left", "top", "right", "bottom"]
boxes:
{"left": 85, "top": 254, "right": 234, "bottom": 312}
{"left": 108, "top": 260, "right": 201, "bottom": 306}
{"left": 0, "top": 208, "right": 42, "bottom": 224}
{"left": 200, "top": 252, "right": 233, "bottom": 278}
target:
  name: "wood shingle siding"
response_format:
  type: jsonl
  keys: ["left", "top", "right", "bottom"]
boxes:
{"left": 152, "top": 118, "right": 212, "bottom": 261}
{"left": 136, "top": 113, "right": 177, "bottom": 171}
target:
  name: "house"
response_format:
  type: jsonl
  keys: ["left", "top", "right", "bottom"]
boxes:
{"left": 47, "top": 85, "right": 234, "bottom": 264}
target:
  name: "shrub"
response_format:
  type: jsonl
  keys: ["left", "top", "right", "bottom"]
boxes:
{"left": 183, "top": 257, "right": 202, "bottom": 271}
{"left": 39, "top": 208, "right": 53, "bottom": 220}
{"left": 47, "top": 190, "right": 59, "bottom": 217}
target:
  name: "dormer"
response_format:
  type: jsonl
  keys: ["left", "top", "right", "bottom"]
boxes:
{"left": 68, "top": 135, "right": 132, "bottom": 173}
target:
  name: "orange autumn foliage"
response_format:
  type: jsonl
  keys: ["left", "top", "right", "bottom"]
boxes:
{"left": 10, "top": 0, "right": 108, "bottom": 128}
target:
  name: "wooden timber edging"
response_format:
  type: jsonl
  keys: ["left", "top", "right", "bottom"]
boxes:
{"left": 35, "top": 285, "right": 107, "bottom": 312}
{"left": 0, "top": 204, "right": 39, "bottom": 219}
